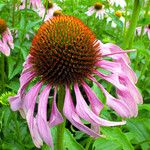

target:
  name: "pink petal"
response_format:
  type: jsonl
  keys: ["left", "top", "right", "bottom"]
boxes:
{"left": 9, "top": 95, "right": 23, "bottom": 111}
{"left": 90, "top": 76, "right": 132, "bottom": 118}
{"left": 118, "top": 75, "right": 143, "bottom": 104}
{"left": 9, "top": 57, "right": 35, "bottom": 111}
{"left": 96, "top": 59, "right": 137, "bottom": 83}
{"left": 94, "top": 70, "right": 138, "bottom": 116}
{"left": 26, "top": 82, "right": 43, "bottom": 148}
{"left": 49, "top": 87, "right": 63, "bottom": 127}
{"left": 100, "top": 42, "right": 131, "bottom": 64}
{"left": 74, "top": 83, "right": 126, "bottom": 126}
{"left": 37, "top": 84, "right": 54, "bottom": 148}
{"left": 82, "top": 81, "right": 103, "bottom": 115}
{"left": 63, "top": 85, "right": 101, "bottom": 138}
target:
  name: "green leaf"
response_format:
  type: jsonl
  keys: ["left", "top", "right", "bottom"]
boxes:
{"left": 64, "top": 129, "right": 84, "bottom": 150}
{"left": 101, "top": 127, "right": 134, "bottom": 150}
{"left": 93, "top": 138, "right": 122, "bottom": 150}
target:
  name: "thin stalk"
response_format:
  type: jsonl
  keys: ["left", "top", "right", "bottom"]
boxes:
{"left": 140, "top": 0, "right": 150, "bottom": 37}
{"left": 1, "top": 54, "right": 5, "bottom": 93}
{"left": 123, "top": 0, "right": 129, "bottom": 37}
{"left": 12, "top": 0, "right": 15, "bottom": 30}
{"left": 42, "top": 0, "right": 49, "bottom": 22}
{"left": 123, "top": 0, "right": 141, "bottom": 49}
{"left": 85, "top": 137, "right": 93, "bottom": 150}
{"left": 57, "top": 85, "right": 66, "bottom": 150}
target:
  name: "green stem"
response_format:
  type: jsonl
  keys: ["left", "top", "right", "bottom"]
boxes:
{"left": 57, "top": 85, "right": 66, "bottom": 150}
{"left": 123, "top": 0, "right": 141, "bottom": 49}
{"left": 12, "top": 0, "right": 15, "bottom": 29}
{"left": 85, "top": 137, "right": 93, "bottom": 150}
{"left": 1, "top": 54, "right": 5, "bottom": 93}
{"left": 140, "top": 0, "right": 150, "bottom": 37}
{"left": 123, "top": 0, "right": 129, "bottom": 37}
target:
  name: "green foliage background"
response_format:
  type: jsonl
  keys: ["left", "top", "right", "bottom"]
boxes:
{"left": 0, "top": 0, "right": 150, "bottom": 150}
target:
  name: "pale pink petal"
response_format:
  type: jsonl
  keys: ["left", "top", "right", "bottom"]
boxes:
{"left": 90, "top": 76, "right": 132, "bottom": 118}
{"left": 23, "top": 82, "right": 42, "bottom": 115}
{"left": 82, "top": 81, "right": 103, "bottom": 115}
{"left": 74, "top": 83, "right": 126, "bottom": 126}
{"left": 26, "top": 82, "right": 43, "bottom": 148}
{"left": 9, "top": 57, "right": 35, "bottom": 111}
{"left": 63, "top": 85, "right": 101, "bottom": 138}
{"left": 37, "top": 84, "right": 54, "bottom": 148}
{"left": 118, "top": 75, "right": 143, "bottom": 104}
{"left": 49, "top": 87, "right": 63, "bottom": 127}
{"left": 100, "top": 42, "right": 131, "bottom": 64}
{"left": 94, "top": 70, "right": 138, "bottom": 116}
{"left": 96, "top": 59, "right": 137, "bottom": 83}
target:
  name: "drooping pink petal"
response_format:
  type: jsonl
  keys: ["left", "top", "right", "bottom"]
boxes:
{"left": 74, "top": 83, "right": 126, "bottom": 126}
{"left": 82, "top": 81, "right": 104, "bottom": 134}
{"left": 90, "top": 76, "right": 132, "bottom": 118}
{"left": 49, "top": 87, "right": 63, "bottom": 127}
{"left": 100, "top": 42, "right": 131, "bottom": 64}
{"left": 82, "top": 81, "right": 103, "bottom": 115}
{"left": 9, "top": 95, "right": 24, "bottom": 111}
{"left": 96, "top": 59, "right": 137, "bottom": 83}
{"left": 118, "top": 75, "right": 143, "bottom": 104}
{"left": 9, "top": 57, "right": 35, "bottom": 111}
{"left": 63, "top": 85, "right": 101, "bottom": 138}
{"left": 2, "top": 28, "right": 14, "bottom": 49}
{"left": 94, "top": 70, "right": 138, "bottom": 116}
{"left": 0, "top": 39, "right": 10, "bottom": 56}
{"left": 26, "top": 82, "right": 43, "bottom": 148}
{"left": 37, "top": 84, "right": 54, "bottom": 148}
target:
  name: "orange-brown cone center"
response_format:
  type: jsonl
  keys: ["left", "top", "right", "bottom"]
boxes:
{"left": 0, "top": 19, "right": 7, "bottom": 34}
{"left": 30, "top": 16, "right": 101, "bottom": 85}
{"left": 94, "top": 2, "right": 103, "bottom": 10}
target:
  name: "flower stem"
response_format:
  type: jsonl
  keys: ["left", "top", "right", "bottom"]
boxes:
{"left": 1, "top": 54, "right": 5, "bottom": 93}
{"left": 140, "top": 0, "right": 150, "bottom": 37}
{"left": 123, "top": 0, "right": 129, "bottom": 37}
{"left": 123, "top": 0, "right": 141, "bottom": 49}
{"left": 85, "top": 137, "right": 93, "bottom": 150}
{"left": 57, "top": 85, "right": 66, "bottom": 150}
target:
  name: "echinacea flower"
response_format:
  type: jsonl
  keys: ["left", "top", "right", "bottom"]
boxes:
{"left": 85, "top": 2, "right": 105, "bottom": 20}
{"left": 38, "top": 2, "right": 62, "bottom": 21}
{"left": 107, "top": 11, "right": 125, "bottom": 28}
{"left": 136, "top": 25, "right": 150, "bottom": 40}
{"left": 0, "top": 19, "right": 14, "bottom": 56}
{"left": 108, "top": 0, "right": 126, "bottom": 8}
{"left": 9, "top": 16, "right": 142, "bottom": 148}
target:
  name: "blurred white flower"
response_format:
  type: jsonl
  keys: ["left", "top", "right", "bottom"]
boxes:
{"left": 108, "top": 0, "right": 126, "bottom": 8}
{"left": 85, "top": 2, "right": 105, "bottom": 20}
{"left": 107, "top": 11, "right": 125, "bottom": 28}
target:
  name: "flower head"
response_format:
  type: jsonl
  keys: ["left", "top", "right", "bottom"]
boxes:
{"left": 0, "top": 19, "right": 14, "bottom": 56}
{"left": 53, "top": 10, "right": 63, "bottom": 17}
{"left": 9, "top": 16, "right": 142, "bottom": 148}
{"left": 107, "top": 10, "right": 125, "bottom": 28}
{"left": 85, "top": 2, "right": 105, "bottom": 20}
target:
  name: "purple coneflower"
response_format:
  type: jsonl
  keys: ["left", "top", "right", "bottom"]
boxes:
{"left": 0, "top": 19, "right": 14, "bottom": 56}
{"left": 85, "top": 2, "right": 105, "bottom": 20}
{"left": 9, "top": 16, "right": 142, "bottom": 148}
{"left": 108, "top": 0, "right": 126, "bottom": 8}
{"left": 136, "top": 25, "right": 150, "bottom": 40}
{"left": 40, "top": 2, "right": 62, "bottom": 21}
